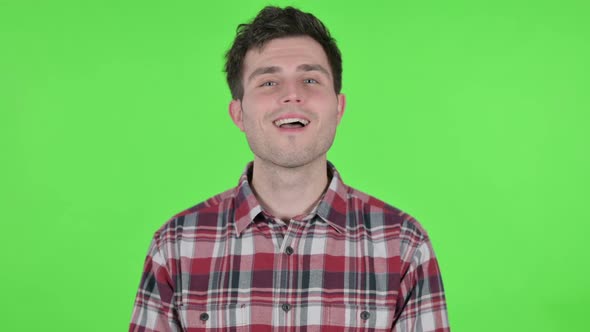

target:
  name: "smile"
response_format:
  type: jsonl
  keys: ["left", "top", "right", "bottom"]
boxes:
{"left": 273, "top": 117, "right": 310, "bottom": 129}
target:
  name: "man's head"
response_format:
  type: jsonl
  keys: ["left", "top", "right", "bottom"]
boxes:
{"left": 226, "top": 7, "right": 346, "bottom": 169}
{"left": 225, "top": 6, "right": 342, "bottom": 101}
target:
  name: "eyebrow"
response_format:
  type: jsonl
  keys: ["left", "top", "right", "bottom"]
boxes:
{"left": 247, "top": 64, "right": 331, "bottom": 83}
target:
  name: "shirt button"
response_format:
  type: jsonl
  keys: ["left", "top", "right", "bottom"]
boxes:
{"left": 200, "top": 312, "right": 209, "bottom": 321}
{"left": 285, "top": 246, "right": 294, "bottom": 255}
{"left": 282, "top": 303, "right": 292, "bottom": 312}
{"left": 360, "top": 311, "right": 371, "bottom": 320}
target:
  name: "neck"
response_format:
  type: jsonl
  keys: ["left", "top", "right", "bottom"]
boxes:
{"left": 250, "top": 157, "right": 329, "bottom": 222}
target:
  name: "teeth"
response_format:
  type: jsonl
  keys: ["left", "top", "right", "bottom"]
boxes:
{"left": 273, "top": 118, "right": 310, "bottom": 127}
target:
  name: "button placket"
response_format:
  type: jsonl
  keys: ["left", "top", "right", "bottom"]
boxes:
{"left": 276, "top": 220, "right": 298, "bottom": 324}
{"left": 280, "top": 219, "right": 302, "bottom": 257}
{"left": 268, "top": 219, "right": 287, "bottom": 250}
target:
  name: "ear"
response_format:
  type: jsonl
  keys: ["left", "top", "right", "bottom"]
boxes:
{"left": 336, "top": 93, "right": 346, "bottom": 125}
{"left": 229, "top": 99, "right": 245, "bottom": 131}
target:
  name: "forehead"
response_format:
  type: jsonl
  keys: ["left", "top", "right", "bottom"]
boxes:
{"left": 243, "top": 36, "right": 330, "bottom": 74}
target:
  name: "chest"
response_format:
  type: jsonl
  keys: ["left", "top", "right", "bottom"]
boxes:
{"left": 172, "top": 222, "right": 402, "bottom": 331}
{"left": 174, "top": 222, "right": 401, "bottom": 306}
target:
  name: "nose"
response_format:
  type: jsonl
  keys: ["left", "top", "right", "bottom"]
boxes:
{"left": 281, "top": 82, "right": 304, "bottom": 104}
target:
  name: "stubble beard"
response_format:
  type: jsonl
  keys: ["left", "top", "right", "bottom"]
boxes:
{"left": 245, "top": 127, "right": 337, "bottom": 169}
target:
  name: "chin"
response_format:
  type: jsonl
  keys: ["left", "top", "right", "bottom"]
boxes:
{"left": 272, "top": 160, "right": 312, "bottom": 169}
{"left": 248, "top": 139, "right": 333, "bottom": 169}
{"left": 262, "top": 151, "right": 328, "bottom": 169}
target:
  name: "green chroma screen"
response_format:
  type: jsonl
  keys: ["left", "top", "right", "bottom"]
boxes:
{"left": 1, "top": 0, "right": 588, "bottom": 331}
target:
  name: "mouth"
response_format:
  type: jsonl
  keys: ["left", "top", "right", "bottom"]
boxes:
{"left": 273, "top": 117, "right": 311, "bottom": 129}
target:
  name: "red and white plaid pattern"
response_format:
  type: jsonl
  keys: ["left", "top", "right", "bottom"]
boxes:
{"left": 130, "top": 162, "right": 450, "bottom": 331}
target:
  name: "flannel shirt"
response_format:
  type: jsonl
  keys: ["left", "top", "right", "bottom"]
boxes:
{"left": 130, "top": 162, "right": 450, "bottom": 331}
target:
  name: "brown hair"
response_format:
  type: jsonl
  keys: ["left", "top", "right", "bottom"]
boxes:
{"left": 224, "top": 6, "right": 342, "bottom": 100}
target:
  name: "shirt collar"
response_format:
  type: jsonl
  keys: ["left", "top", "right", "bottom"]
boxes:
{"left": 232, "top": 161, "right": 349, "bottom": 236}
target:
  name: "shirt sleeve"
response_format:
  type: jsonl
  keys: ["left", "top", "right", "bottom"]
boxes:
{"left": 392, "top": 236, "right": 451, "bottom": 332}
{"left": 129, "top": 236, "right": 181, "bottom": 332}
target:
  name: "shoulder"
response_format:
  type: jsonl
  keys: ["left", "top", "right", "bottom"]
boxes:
{"left": 152, "top": 187, "right": 236, "bottom": 242}
{"left": 346, "top": 185, "right": 430, "bottom": 241}
{"left": 346, "top": 185, "right": 435, "bottom": 270}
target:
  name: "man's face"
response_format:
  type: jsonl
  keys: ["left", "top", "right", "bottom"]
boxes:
{"left": 229, "top": 36, "right": 346, "bottom": 169}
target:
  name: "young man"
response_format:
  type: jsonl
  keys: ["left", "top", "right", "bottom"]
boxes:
{"left": 130, "top": 6, "right": 450, "bottom": 332}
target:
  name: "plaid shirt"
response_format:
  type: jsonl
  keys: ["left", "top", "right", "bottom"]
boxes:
{"left": 130, "top": 162, "right": 450, "bottom": 331}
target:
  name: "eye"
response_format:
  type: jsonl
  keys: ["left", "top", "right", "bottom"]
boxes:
{"left": 304, "top": 78, "right": 318, "bottom": 84}
{"left": 260, "top": 81, "right": 277, "bottom": 87}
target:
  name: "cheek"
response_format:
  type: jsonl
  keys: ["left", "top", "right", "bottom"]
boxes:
{"left": 240, "top": 105, "right": 265, "bottom": 129}
{"left": 243, "top": 95, "right": 276, "bottom": 121}
{"left": 308, "top": 88, "right": 338, "bottom": 105}
{"left": 243, "top": 93, "right": 274, "bottom": 112}
{"left": 313, "top": 95, "right": 340, "bottom": 116}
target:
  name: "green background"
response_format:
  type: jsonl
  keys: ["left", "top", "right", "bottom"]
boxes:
{"left": 1, "top": 0, "right": 588, "bottom": 331}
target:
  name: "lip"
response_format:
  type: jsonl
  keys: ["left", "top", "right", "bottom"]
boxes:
{"left": 275, "top": 125, "right": 308, "bottom": 133}
{"left": 272, "top": 113, "right": 311, "bottom": 133}
{"left": 272, "top": 113, "right": 311, "bottom": 123}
